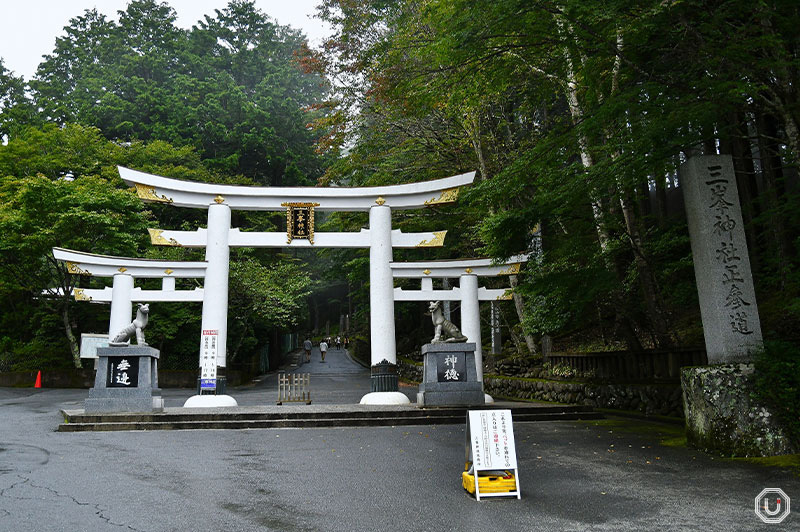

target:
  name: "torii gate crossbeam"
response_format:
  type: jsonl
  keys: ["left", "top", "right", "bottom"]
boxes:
{"left": 52, "top": 247, "right": 207, "bottom": 346}
{"left": 120, "top": 166, "right": 476, "bottom": 405}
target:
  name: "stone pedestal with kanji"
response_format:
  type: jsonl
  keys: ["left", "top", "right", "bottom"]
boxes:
{"left": 417, "top": 343, "right": 484, "bottom": 407}
{"left": 84, "top": 345, "right": 164, "bottom": 413}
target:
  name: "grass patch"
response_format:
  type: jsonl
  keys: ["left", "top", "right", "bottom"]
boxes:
{"left": 578, "top": 417, "right": 687, "bottom": 448}
{"left": 725, "top": 455, "right": 800, "bottom": 477}
{"left": 595, "top": 407, "right": 684, "bottom": 426}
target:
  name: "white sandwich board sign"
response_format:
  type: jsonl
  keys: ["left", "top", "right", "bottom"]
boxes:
{"left": 465, "top": 409, "right": 521, "bottom": 500}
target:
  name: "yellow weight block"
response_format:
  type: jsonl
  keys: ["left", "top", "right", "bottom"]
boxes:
{"left": 462, "top": 470, "right": 516, "bottom": 495}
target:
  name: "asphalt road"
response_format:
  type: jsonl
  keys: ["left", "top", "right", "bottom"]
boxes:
{"left": 1, "top": 351, "right": 798, "bottom": 531}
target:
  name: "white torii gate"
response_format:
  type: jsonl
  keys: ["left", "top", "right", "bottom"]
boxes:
{"left": 391, "top": 255, "right": 529, "bottom": 402}
{"left": 119, "top": 166, "right": 476, "bottom": 405}
{"left": 52, "top": 248, "right": 207, "bottom": 344}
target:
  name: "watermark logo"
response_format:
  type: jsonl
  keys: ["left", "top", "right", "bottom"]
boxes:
{"left": 755, "top": 488, "right": 790, "bottom": 524}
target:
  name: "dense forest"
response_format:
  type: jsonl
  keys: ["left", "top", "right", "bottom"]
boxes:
{"left": 1, "top": 0, "right": 799, "bottom": 375}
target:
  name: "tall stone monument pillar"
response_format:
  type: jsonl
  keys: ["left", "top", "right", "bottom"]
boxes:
{"left": 680, "top": 154, "right": 763, "bottom": 362}
{"left": 678, "top": 156, "right": 791, "bottom": 457}
{"left": 442, "top": 278, "right": 451, "bottom": 321}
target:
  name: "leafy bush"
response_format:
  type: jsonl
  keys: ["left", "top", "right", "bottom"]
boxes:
{"left": 753, "top": 341, "right": 800, "bottom": 446}
{"left": 5, "top": 339, "right": 71, "bottom": 371}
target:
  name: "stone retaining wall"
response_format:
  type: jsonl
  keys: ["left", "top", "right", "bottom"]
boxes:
{"left": 484, "top": 376, "right": 684, "bottom": 417}
{"left": 398, "top": 358, "right": 423, "bottom": 383}
{"left": 398, "top": 355, "right": 683, "bottom": 417}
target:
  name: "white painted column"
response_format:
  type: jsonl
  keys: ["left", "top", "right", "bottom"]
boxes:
{"left": 421, "top": 277, "right": 433, "bottom": 291}
{"left": 361, "top": 204, "right": 408, "bottom": 405}
{"left": 162, "top": 277, "right": 176, "bottom": 291}
{"left": 459, "top": 273, "right": 485, "bottom": 391}
{"left": 108, "top": 273, "right": 134, "bottom": 342}
{"left": 201, "top": 203, "right": 231, "bottom": 367}
{"left": 187, "top": 203, "right": 237, "bottom": 408}
{"left": 368, "top": 204, "right": 396, "bottom": 365}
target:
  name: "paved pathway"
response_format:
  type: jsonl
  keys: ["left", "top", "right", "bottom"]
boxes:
{"left": 231, "top": 347, "right": 418, "bottom": 406}
{"left": 1, "top": 356, "right": 798, "bottom": 531}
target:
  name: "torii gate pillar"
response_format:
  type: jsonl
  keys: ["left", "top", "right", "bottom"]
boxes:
{"left": 188, "top": 203, "right": 237, "bottom": 407}
{"left": 109, "top": 273, "right": 134, "bottom": 342}
{"left": 459, "top": 273, "right": 484, "bottom": 385}
{"left": 361, "top": 204, "right": 409, "bottom": 405}
{"left": 201, "top": 203, "right": 231, "bottom": 367}
{"left": 368, "top": 205, "right": 397, "bottom": 364}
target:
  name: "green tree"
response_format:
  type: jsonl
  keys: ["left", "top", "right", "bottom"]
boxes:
{"left": 32, "top": 0, "right": 332, "bottom": 186}
{"left": 0, "top": 174, "right": 149, "bottom": 367}
{"left": 0, "top": 123, "right": 210, "bottom": 368}
{"left": 312, "top": 0, "right": 800, "bottom": 354}
{"left": 0, "top": 59, "right": 38, "bottom": 139}
{"left": 228, "top": 256, "right": 313, "bottom": 361}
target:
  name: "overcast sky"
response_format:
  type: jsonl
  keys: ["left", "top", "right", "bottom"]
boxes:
{"left": 0, "top": 0, "right": 331, "bottom": 80}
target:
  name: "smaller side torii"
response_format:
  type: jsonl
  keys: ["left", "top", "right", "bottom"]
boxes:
{"left": 52, "top": 248, "right": 207, "bottom": 344}
{"left": 390, "top": 254, "right": 529, "bottom": 402}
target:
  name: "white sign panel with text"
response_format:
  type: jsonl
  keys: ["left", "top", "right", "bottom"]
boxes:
{"left": 468, "top": 409, "right": 518, "bottom": 470}
{"left": 200, "top": 329, "right": 218, "bottom": 390}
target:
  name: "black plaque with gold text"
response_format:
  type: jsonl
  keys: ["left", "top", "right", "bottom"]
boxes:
{"left": 282, "top": 202, "right": 320, "bottom": 244}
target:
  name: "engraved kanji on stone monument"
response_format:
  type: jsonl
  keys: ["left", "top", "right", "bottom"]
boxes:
{"left": 437, "top": 352, "right": 466, "bottom": 382}
{"left": 680, "top": 155, "right": 763, "bottom": 363}
{"left": 106, "top": 356, "right": 139, "bottom": 388}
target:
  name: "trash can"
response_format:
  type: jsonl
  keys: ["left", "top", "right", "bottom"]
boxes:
{"left": 370, "top": 359, "right": 398, "bottom": 392}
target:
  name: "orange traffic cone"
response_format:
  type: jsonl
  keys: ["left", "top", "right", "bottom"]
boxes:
{"left": 34, "top": 371, "right": 42, "bottom": 388}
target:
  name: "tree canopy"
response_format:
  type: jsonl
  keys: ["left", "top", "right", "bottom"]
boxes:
{"left": 305, "top": 0, "right": 800, "bottom": 352}
{"left": 29, "top": 0, "right": 330, "bottom": 185}
{"left": 0, "top": 1, "right": 324, "bottom": 370}
{"left": 1, "top": 0, "right": 799, "bottom": 373}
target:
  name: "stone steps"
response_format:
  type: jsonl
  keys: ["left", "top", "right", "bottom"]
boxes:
{"left": 58, "top": 404, "right": 602, "bottom": 432}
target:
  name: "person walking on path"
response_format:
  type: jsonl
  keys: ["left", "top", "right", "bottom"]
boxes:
{"left": 319, "top": 339, "right": 328, "bottom": 362}
{"left": 303, "top": 338, "right": 312, "bottom": 362}
{"left": 335, "top": 336, "right": 341, "bottom": 350}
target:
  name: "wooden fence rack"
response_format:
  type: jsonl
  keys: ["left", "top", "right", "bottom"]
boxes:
{"left": 277, "top": 372, "right": 311, "bottom": 405}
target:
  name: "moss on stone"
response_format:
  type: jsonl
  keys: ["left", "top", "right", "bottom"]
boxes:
{"left": 490, "top": 393, "right": 567, "bottom": 406}
{"left": 682, "top": 364, "right": 796, "bottom": 457}
{"left": 485, "top": 374, "right": 585, "bottom": 386}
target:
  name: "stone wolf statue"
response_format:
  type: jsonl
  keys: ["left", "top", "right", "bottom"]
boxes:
{"left": 110, "top": 303, "right": 149, "bottom": 346}
{"left": 428, "top": 301, "right": 468, "bottom": 343}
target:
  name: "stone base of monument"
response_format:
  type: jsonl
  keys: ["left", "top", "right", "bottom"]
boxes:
{"left": 417, "top": 343, "right": 484, "bottom": 407}
{"left": 682, "top": 364, "right": 796, "bottom": 456}
{"left": 85, "top": 345, "right": 163, "bottom": 414}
